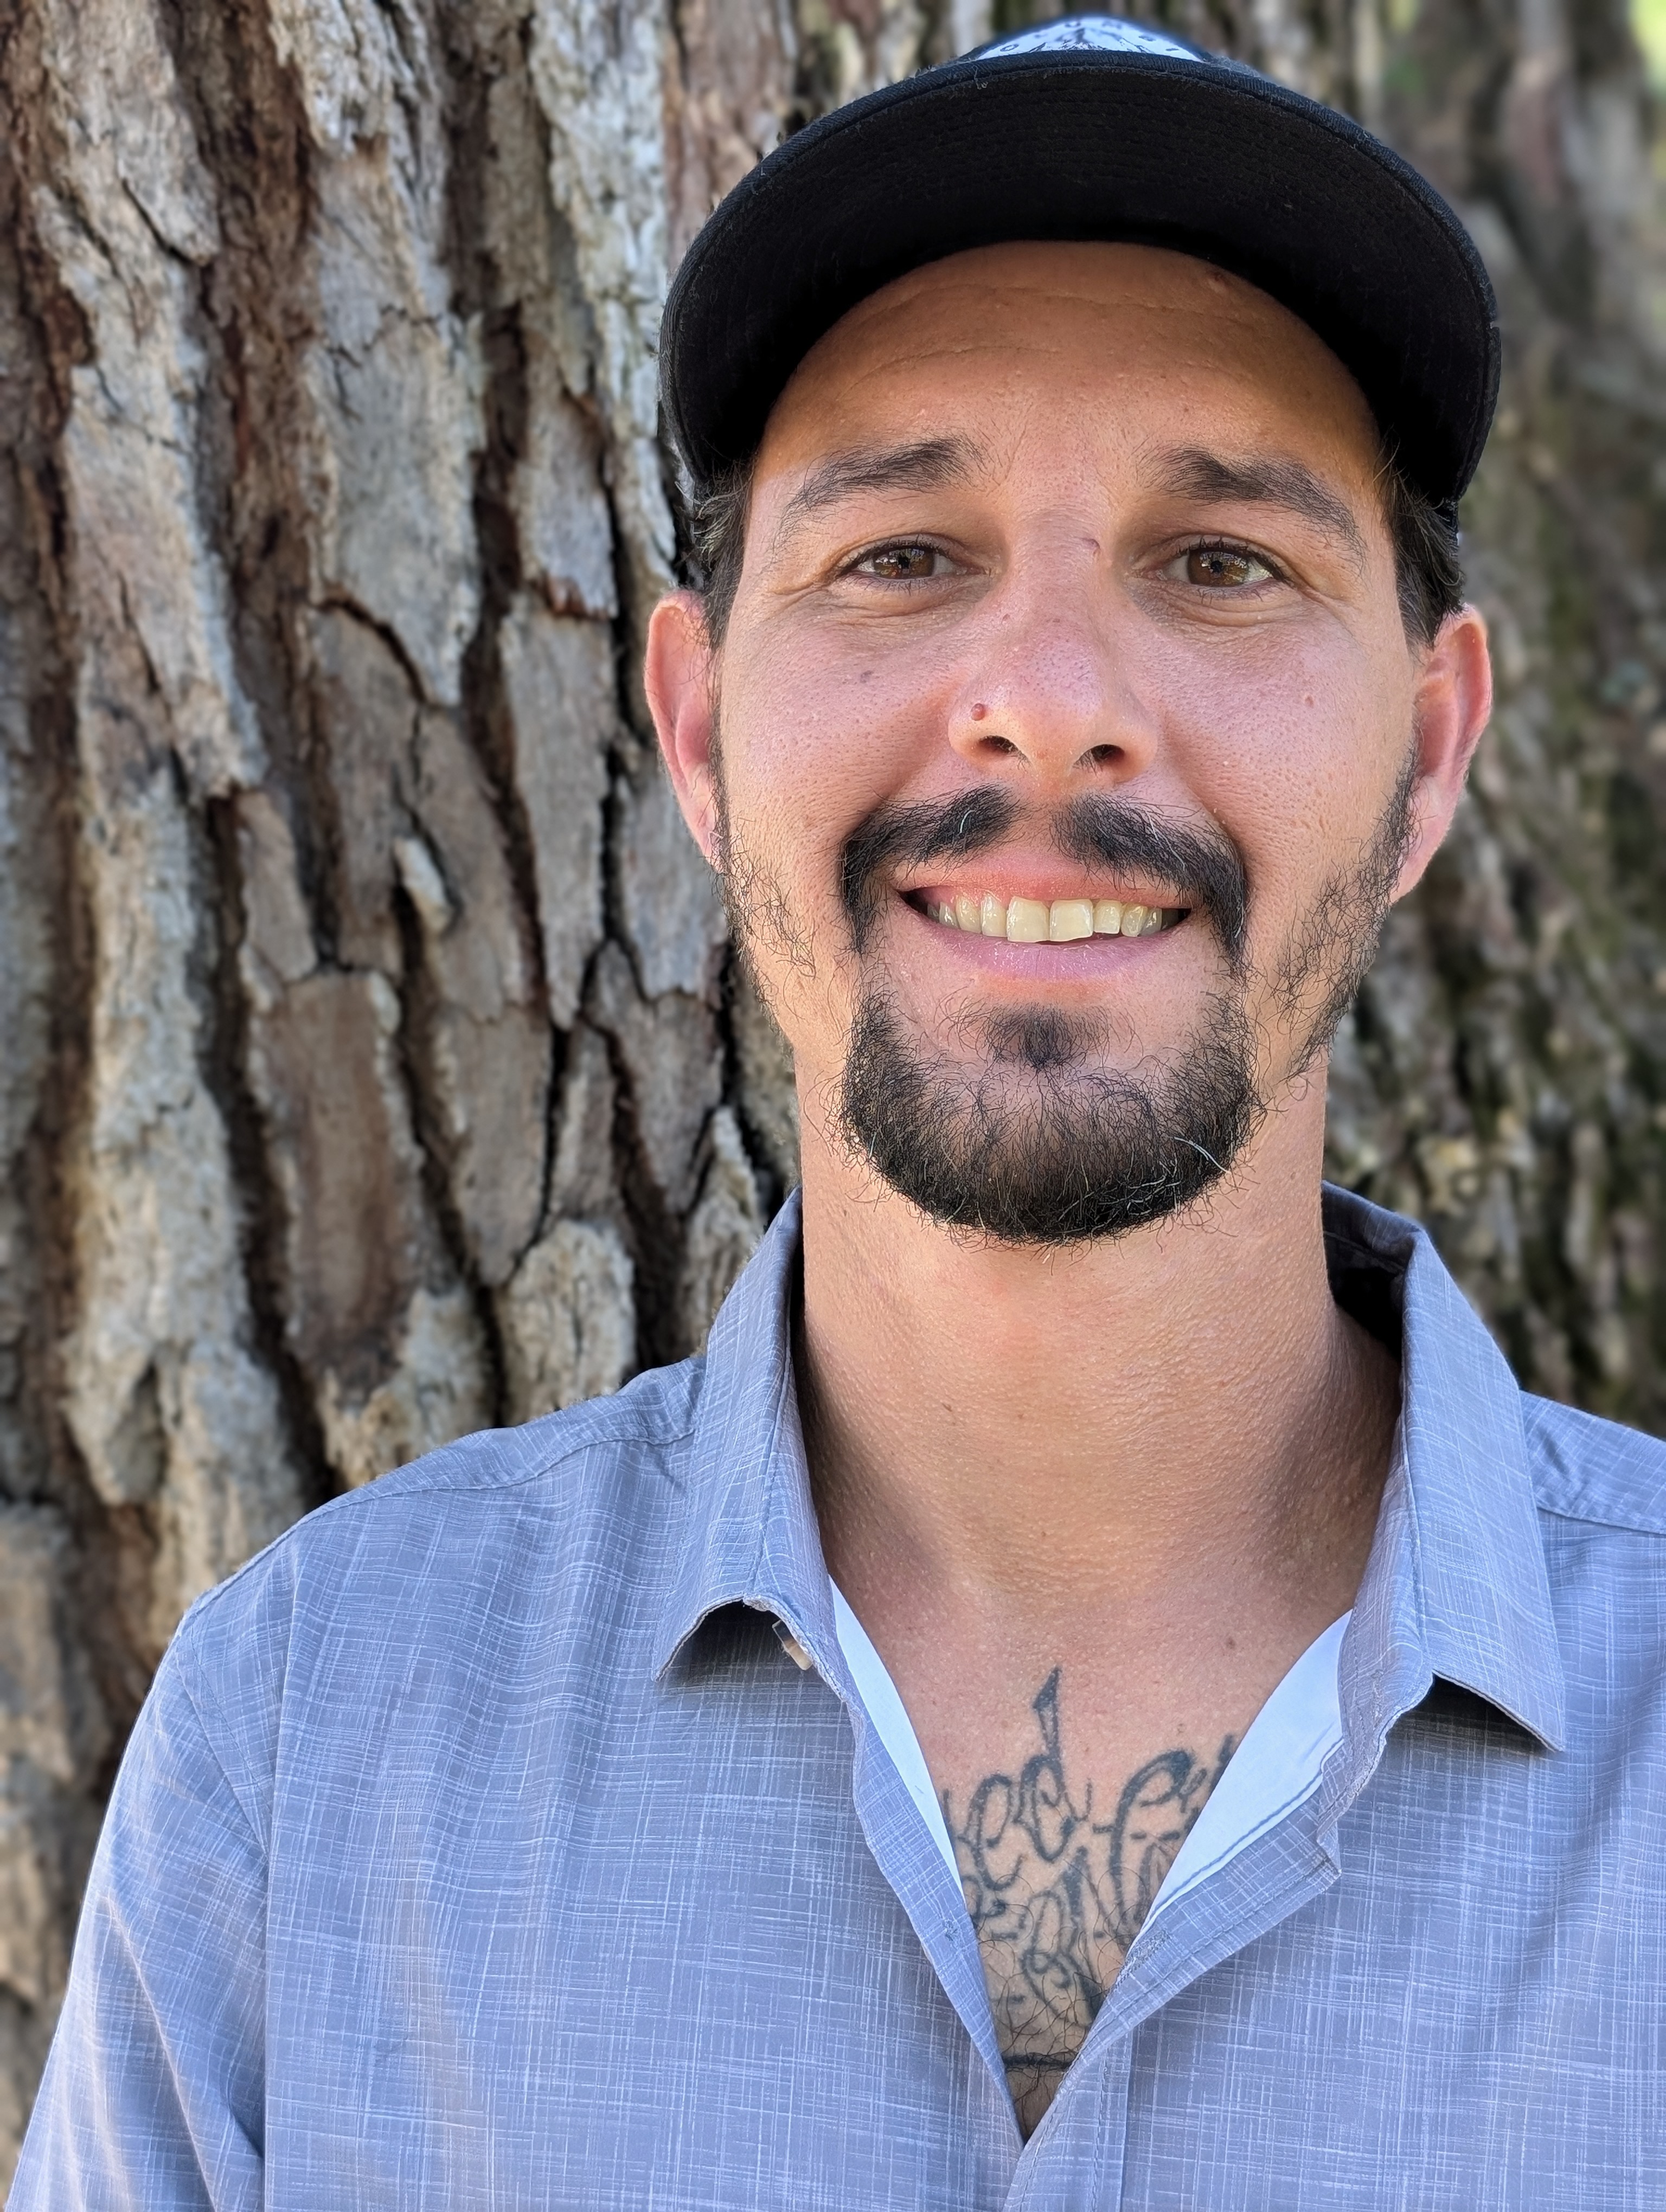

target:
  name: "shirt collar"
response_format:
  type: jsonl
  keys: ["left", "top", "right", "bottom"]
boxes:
{"left": 1323, "top": 1184, "right": 1565, "bottom": 1752}
{"left": 655, "top": 1182, "right": 1566, "bottom": 1754}
{"left": 652, "top": 1189, "right": 836, "bottom": 1677}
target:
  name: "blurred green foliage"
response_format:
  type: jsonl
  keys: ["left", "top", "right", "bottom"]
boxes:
{"left": 1635, "top": 0, "right": 1666, "bottom": 86}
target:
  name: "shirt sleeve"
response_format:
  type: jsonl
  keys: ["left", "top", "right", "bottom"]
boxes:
{"left": 8, "top": 1636, "right": 267, "bottom": 2211}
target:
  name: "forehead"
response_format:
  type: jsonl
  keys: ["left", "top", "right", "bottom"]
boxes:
{"left": 756, "top": 240, "right": 1383, "bottom": 493}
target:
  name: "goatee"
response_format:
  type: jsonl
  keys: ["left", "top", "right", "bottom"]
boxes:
{"left": 841, "top": 982, "right": 1261, "bottom": 1244}
{"left": 831, "top": 773, "right": 1413, "bottom": 1246}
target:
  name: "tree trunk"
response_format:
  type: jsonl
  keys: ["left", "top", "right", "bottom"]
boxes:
{"left": 0, "top": 0, "right": 1661, "bottom": 2170}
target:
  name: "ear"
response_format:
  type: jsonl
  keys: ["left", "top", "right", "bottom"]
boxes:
{"left": 645, "top": 590, "right": 722, "bottom": 864}
{"left": 1392, "top": 603, "right": 1494, "bottom": 901}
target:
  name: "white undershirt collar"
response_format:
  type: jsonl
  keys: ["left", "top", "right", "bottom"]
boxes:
{"left": 829, "top": 1583, "right": 1348, "bottom": 1923}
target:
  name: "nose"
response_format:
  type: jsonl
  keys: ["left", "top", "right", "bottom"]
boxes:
{"left": 947, "top": 553, "right": 1159, "bottom": 788}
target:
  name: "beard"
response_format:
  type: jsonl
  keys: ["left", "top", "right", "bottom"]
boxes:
{"left": 841, "top": 983, "right": 1263, "bottom": 1243}
{"left": 831, "top": 784, "right": 1258, "bottom": 1244}
{"left": 717, "top": 756, "right": 1416, "bottom": 1250}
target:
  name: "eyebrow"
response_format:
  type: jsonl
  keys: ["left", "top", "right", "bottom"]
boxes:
{"left": 771, "top": 434, "right": 983, "bottom": 542}
{"left": 1145, "top": 446, "right": 1367, "bottom": 564}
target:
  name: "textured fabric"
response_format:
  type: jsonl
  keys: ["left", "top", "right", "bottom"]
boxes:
{"left": 1149, "top": 1607, "right": 1348, "bottom": 1920}
{"left": 12, "top": 1186, "right": 1666, "bottom": 2209}
{"left": 832, "top": 1579, "right": 962, "bottom": 1874}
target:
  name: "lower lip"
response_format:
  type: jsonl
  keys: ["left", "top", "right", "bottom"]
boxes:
{"left": 900, "top": 898, "right": 1186, "bottom": 978}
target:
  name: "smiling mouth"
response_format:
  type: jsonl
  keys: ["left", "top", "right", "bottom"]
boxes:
{"left": 908, "top": 890, "right": 1188, "bottom": 943}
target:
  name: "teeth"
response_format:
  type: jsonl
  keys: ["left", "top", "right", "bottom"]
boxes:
{"left": 1049, "top": 898, "right": 1094, "bottom": 943}
{"left": 924, "top": 893, "right": 1184, "bottom": 942}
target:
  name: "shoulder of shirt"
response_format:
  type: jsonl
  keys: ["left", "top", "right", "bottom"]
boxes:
{"left": 1522, "top": 1390, "right": 1666, "bottom": 1536}
{"left": 168, "top": 1351, "right": 707, "bottom": 1643}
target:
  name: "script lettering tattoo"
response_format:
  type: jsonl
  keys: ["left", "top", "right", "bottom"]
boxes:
{"left": 943, "top": 1668, "right": 1236, "bottom": 2133}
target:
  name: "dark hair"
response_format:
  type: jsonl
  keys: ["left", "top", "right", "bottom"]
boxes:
{"left": 684, "top": 460, "right": 754, "bottom": 650}
{"left": 1379, "top": 464, "right": 1466, "bottom": 646}
{"left": 683, "top": 448, "right": 1464, "bottom": 652}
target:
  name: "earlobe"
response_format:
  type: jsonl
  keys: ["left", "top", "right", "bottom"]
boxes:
{"left": 1394, "top": 603, "right": 1494, "bottom": 899}
{"left": 644, "top": 591, "right": 723, "bottom": 864}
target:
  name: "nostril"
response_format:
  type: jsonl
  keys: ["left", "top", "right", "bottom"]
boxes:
{"left": 979, "top": 734, "right": 1021, "bottom": 756}
{"left": 1079, "top": 744, "right": 1123, "bottom": 769}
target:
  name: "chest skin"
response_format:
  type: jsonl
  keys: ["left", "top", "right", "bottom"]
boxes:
{"left": 936, "top": 1662, "right": 1241, "bottom": 2134}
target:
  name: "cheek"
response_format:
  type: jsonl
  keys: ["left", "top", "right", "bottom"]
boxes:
{"left": 719, "top": 625, "right": 948, "bottom": 872}
{"left": 1149, "top": 625, "right": 1414, "bottom": 898}
{"left": 713, "top": 631, "right": 952, "bottom": 1063}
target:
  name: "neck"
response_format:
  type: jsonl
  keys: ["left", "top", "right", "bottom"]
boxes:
{"left": 796, "top": 1078, "right": 1399, "bottom": 1644}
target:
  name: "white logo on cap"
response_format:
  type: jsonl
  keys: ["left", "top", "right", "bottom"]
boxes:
{"left": 982, "top": 15, "right": 1198, "bottom": 61}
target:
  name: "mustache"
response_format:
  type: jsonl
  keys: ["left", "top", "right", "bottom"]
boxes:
{"left": 840, "top": 786, "right": 1249, "bottom": 966}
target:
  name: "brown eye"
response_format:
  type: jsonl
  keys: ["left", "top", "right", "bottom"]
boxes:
{"left": 861, "top": 544, "right": 943, "bottom": 580}
{"left": 1180, "top": 545, "right": 1271, "bottom": 588}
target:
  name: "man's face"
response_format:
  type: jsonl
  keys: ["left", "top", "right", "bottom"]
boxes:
{"left": 678, "top": 242, "right": 1458, "bottom": 1242}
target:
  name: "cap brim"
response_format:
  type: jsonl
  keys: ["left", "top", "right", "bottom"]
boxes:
{"left": 662, "top": 49, "right": 1499, "bottom": 509}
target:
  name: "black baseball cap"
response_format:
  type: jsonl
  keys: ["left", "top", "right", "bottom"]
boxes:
{"left": 660, "top": 15, "right": 1499, "bottom": 516}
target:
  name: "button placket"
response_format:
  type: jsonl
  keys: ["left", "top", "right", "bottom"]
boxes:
{"left": 1000, "top": 2037, "right": 1132, "bottom": 2211}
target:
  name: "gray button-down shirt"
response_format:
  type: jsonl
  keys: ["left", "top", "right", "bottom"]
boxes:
{"left": 13, "top": 1187, "right": 1666, "bottom": 2208}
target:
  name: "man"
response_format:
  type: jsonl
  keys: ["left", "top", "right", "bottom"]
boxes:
{"left": 14, "top": 19, "right": 1666, "bottom": 2208}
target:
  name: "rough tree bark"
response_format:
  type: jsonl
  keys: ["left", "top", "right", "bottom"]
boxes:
{"left": 0, "top": 0, "right": 1661, "bottom": 2172}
